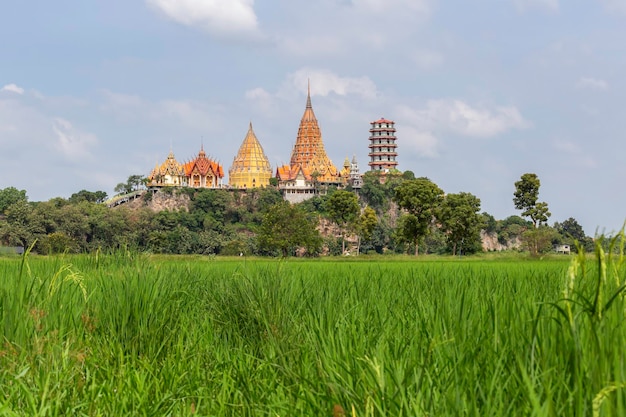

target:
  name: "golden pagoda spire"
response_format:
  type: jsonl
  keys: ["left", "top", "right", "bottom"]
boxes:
{"left": 228, "top": 122, "right": 272, "bottom": 189}
{"left": 306, "top": 79, "right": 312, "bottom": 109}
{"left": 287, "top": 82, "right": 338, "bottom": 182}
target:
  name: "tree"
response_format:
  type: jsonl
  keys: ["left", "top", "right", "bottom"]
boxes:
{"left": 393, "top": 178, "right": 444, "bottom": 255}
{"left": 325, "top": 190, "right": 360, "bottom": 254}
{"left": 114, "top": 174, "right": 147, "bottom": 195}
{"left": 258, "top": 202, "right": 322, "bottom": 257}
{"left": 69, "top": 190, "right": 108, "bottom": 204}
{"left": 554, "top": 217, "right": 592, "bottom": 252}
{"left": 522, "top": 226, "right": 559, "bottom": 256}
{"left": 513, "top": 173, "right": 551, "bottom": 227}
{"left": 359, "top": 171, "right": 386, "bottom": 211}
{"left": 555, "top": 217, "right": 586, "bottom": 241}
{"left": 356, "top": 206, "right": 378, "bottom": 254}
{"left": 0, "top": 187, "right": 27, "bottom": 214}
{"left": 439, "top": 192, "right": 483, "bottom": 256}
{"left": 402, "top": 170, "right": 416, "bottom": 180}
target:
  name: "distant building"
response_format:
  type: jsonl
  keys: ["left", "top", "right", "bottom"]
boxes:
{"left": 350, "top": 155, "right": 363, "bottom": 189}
{"left": 229, "top": 123, "right": 272, "bottom": 189}
{"left": 368, "top": 118, "right": 398, "bottom": 172}
{"left": 183, "top": 147, "right": 224, "bottom": 188}
{"left": 147, "top": 151, "right": 187, "bottom": 187}
{"left": 554, "top": 244, "right": 571, "bottom": 255}
{"left": 276, "top": 83, "right": 343, "bottom": 203}
{"left": 148, "top": 146, "right": 224, "bottom": 189}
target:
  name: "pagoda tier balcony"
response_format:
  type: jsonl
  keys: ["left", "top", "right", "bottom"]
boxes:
{"left": 368, "top": 143, "right": 398, "bottom": 148}
{"left": 369, "top": 128, "right": 396, "bottom": 133}
{"left": 369, "top": 156, "right": 397, "bottom": 160}
{"left": 369, "top": 137, "right": 397, "bottom": 141}
{"left": 368, "top": 164, "right": 399, "bottom": 169}
{"left": 368, "top": 151, "right": 398, "bottom": 155}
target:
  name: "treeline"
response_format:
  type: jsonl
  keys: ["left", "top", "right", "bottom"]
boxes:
{"left": 0, "top": 171, "right": 594, "bottom": 256}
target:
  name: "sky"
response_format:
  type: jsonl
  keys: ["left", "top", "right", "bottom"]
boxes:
{"left": 1, "top": 0, "right": 625, "bottom": 236}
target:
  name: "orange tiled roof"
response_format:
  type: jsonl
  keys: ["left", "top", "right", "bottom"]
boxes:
{"left": 184, "top": 147, "right": 224, "bottom": 178}
{"left": 371, "top": 117, "right": 394, "bottom": 124}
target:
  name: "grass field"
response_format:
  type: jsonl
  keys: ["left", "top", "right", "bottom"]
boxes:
{"left": 0, "top": 246, "right": 625, "bottom": 416}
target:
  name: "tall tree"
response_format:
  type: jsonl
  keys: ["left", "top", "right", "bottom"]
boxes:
{"left": 325, "top": 190, "right": 360, "bottom": 254}
{"left": 439, "top": 192, "right": 483, "bottom": 256}
{"left": 513, "top": 173, "right": 551, "bottom": 227}
{"left": 258, "top": 202, "right": 322, "bottom": 257}
{"left": 555, "top": 217, "right": 586, "bottom": 241}
{"left": 0, "top": 187, "right": 27, "bottom": 214}
{"left": 356, "top": 206, "right": 378, "bottom": 254}
{"left": 393, "top": 178, "right": 444, "bottom": 255}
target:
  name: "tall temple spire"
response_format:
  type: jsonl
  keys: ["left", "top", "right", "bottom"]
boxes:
{"left": 306, "top": 79, "right": 312, "bottom": 109}
{"left": 229, "top": 122, "right": 272, "bottom": 189}
{"left": 286, "top": 82, "right": 338, "bottom": 182}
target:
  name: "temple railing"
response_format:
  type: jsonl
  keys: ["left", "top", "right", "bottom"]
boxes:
{"left": 105, "top": 190, "right": 146, "bottom": 208}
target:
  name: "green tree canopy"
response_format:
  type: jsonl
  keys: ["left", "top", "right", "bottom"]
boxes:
{"left": 0, "top": 187, "right": 27, "bottom": 214}
{"left": 258, "top": 202, "right": 322, "bottom": 257}
{"left": 513, "top": 173, "right": 551, "bottom": 227}
{"left": 69, "top": 189, "right": 108, "bottom": 204}
{"left": 439, "top": 192, "right": 483, "bottom": 256}
{"left": 325, "top": 190, "right": 360, "bottom": 254}
{"left": 393, "top": 178, "right": 444, "bottom": 255}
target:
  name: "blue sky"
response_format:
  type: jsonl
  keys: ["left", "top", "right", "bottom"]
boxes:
{"left": 1, "top": 0, "right": 625, "bottom": 235}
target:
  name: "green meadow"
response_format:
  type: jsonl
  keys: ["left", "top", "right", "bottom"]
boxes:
{"left": 1, "top": 248, "right": 625, "bottom": 416}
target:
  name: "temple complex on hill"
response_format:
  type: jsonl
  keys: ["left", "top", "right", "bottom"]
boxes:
{"left": 143, "top": 83, "right": 397, "bottom": 200}
{"left": 148, "top": 147, "right": 224, "bottom": 188}
{"left": 228, "top": 123, "right": 272, "bottom": 189}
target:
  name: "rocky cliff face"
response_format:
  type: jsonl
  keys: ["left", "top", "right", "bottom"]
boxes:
{"left": 481, "top": 231, "right": 522, "bottom": 252}
{"left": 115, "top": 190, "right": 191, "bottom": 212}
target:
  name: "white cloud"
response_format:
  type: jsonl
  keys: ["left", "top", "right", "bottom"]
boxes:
{"left": 577, "top": 77, "right": 609, "bottom": 91}
{"left": 552, "top": 140, "right": 597, "bottom": 168}
{"left": 514, "top": 0, "right": 559, "bottom": 12}
{"left": 395, "top": 99, "right": 529, "bottom": 158}
{"left": 275, "top": 0, "right": 431, "bottom": 59}
{"left": 52, "top": 118, "right": 98, "bottom": 160}
{"left": 100, "top": 90, "right": 220, "bottom": 131}
{"left": 146, "top": 0, "right": 259, "bottom": 37}
{"left": 400, "top": 100, "right": 529, "bottom": 138}
{"left": 1, "top": 84, "right": 24, "bottom": 95}
{"left": 286, "top": 68, "right": 378, "bottom": 100}
{"left": 600, "top": 0, "right": 626, "bottom": 14}
{"left": 402, "top": 127, "right": 439, "bottom": 158}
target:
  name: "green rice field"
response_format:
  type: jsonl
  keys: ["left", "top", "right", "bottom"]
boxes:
{"left": 1, "top": 246, "right": 625, "bottom": 416}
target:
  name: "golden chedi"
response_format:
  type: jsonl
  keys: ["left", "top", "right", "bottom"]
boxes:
{"left": 229, "top": 123, "right": 272, "bottom": 189}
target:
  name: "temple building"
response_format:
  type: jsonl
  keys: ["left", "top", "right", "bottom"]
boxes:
{"left": 148, "top": 151, "right": 187, "bottom": 187}
{"left": 368, "top": 118, "right": 398, "bottom": 172}
{"left": 229, "top": 123, "right": 272, "bottom": 189}
{"left": 349, "top": 155, "right": 363, "bottom": 189}
{"left": 183, "top": 147, "right": 224, "bottom": 188}
{"left": 276, "top": 84, "right": 342, "bottom": 202}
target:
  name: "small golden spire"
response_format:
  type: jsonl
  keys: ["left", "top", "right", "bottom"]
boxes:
{"left": 306, "top": 79, "right": 312, "bottom": 109}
